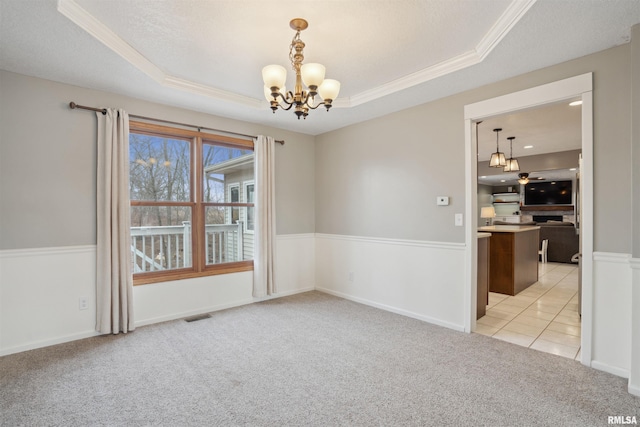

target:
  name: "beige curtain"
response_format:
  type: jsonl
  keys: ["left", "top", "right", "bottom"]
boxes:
{"left": 96, "top": 109, "right": 135, "bottom": 334}
{"left": 253, "top": 135, "right": 277, "bottom": 297}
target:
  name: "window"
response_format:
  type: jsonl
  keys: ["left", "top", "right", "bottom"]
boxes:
{"left": 129, "top": 121, "right": 254, "bottom": 285}
{"left": 244, "top": 182, "right": 255, "bottom": 232}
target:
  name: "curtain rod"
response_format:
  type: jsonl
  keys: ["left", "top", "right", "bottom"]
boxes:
{"left": 69, "top": 102, "right": 285, "bottom": 145}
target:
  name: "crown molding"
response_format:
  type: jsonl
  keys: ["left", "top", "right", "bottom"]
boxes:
{"left": 57, "top": 0, "right": 262, "bottom": 109}
{"left": 57, "top": 0, "right": 535, "bottom": 110}
{"left": 476, "top": 0, "right": 537, "bottom": 61}
{"left": 347, "top": 49, "right": 482, "bottom": 107}
{"left": 162, "top": 76, "right": 262, "bottom": 108}
{"left": 56, "top": 0, "right": 164, "bottom": 82}
{"left": 346, "top": 0, "right": 537, "bottom": 107}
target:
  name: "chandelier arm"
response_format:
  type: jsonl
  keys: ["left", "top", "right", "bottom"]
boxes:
{"left": 300, "top": 92, "right": 332, "bottom": 110}
{"left": 276, "top": 101, "right": 295, "bottom": 111}
{"left": 304, "top": 100, "right": 327, "bottom": 110}
{"left": 270, "top": 90, "right": 299, "bottom": 110}
{"left": 275, "top": 92, "right": 294, "bottom": 107}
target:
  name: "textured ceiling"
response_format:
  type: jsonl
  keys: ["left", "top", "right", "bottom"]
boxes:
{"left": 477, "top": 100, "right": 582, "bottom": 162}
{"left": 1, "top": 0, "right": 639, "bottom": 137}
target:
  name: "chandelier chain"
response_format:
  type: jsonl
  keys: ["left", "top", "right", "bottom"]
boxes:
{"left": 289, "top": 31, "right": 303, "bottom": 73}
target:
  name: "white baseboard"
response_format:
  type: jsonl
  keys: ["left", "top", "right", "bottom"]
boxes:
{"left": 628, "top": 383, "right": 640, "bottom": 397}
{"left": 253, "top": 286, "right": 315, "bottom": 302}
{"left": 316, "top": 287, "right": 465, "bottom": 332}
{"left": 591, "top": 360, "right": 630, "bottom": 379}
{"left": 0, "top": 330, "right": 100, "bottom": 357}
{"left": 136, "top": 286, "right": 315, "bottom": 327}
{"left": 134, "top": 297, "right": 255, "bottom": 328}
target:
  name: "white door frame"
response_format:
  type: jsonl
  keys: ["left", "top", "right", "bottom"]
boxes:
{"left": 463, "top": 73, "right": 594, "bottom": 366}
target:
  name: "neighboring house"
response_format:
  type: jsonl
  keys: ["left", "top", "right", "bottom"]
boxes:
{"left": 204, "top": 153, "right": 255, "bottom": 263}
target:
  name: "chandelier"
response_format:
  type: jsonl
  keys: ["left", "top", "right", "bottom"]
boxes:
{"left": 262, "top": 18, "right": 341, "bottom": 119}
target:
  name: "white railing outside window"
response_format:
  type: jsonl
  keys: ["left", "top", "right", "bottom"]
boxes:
{"left": 131, "top": 221, "right": 244, "bottom": 273}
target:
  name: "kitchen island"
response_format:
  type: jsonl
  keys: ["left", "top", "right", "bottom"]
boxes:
{"left": 478, "top": 225, "right": 540, "bottom": 296}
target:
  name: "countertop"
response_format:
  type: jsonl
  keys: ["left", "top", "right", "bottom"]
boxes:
{"left": 477, "top": 232, "right": 492, "bottom": 238}
{"left": 478, "top": 225, "right": 540, "bottom": 233}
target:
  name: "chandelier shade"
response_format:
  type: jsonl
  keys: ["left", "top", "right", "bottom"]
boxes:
{"left": 262, "top": 65, "right": 287, "bottom": 90}
{"left": 300, "top": 63, "right": 326, "bottom": 88}
{"left": 489, "top": 128, "right": 506, "bottom": 168}
{"left": 318, "top": 79, "right": 341, "bottom": 100}
{"left": 262, "top": 18, "right": 341, "bottom": 119}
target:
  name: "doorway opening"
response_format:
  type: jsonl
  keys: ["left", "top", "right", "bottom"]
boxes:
{"left": 463, "top": 73, "right": 593, "bottom": 365}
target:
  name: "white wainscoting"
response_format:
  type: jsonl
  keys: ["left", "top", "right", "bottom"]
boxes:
{"left": 0, "top": 245, "right": 99, "bottom": 356}
{"left": 315, "top": 234, "right": 467, "bottom": 331}
{"left": 0, "top": 234, "right": 315, "bottom": 356}
{"left": 629, "top": 258, "right": 640, "bottom": 397}
{"left": 590, "top": 252, "right": 632, "bottom": 379}
{"left": 134, "top": 233, "right": 316, "bottom": 326}
{"left": 4, "top": 236, "right": 636, "bottom": 390}
{"left": 273, "top": 233, "right": 316, "bottom": 296}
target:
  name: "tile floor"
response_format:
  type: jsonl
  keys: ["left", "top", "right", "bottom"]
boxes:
{"left": 476, "top": 262, "right": 581, "bottom": 360}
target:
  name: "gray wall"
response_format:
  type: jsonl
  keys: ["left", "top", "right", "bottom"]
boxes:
{"left": 315, "top": 96, "right": 466, "bottom": 242}
{"left": 2, "top": 39, "right": 636, "bottom": 254}
{"left": 316, "top": 44, "right": 633, "bottom": 253}
{"left": 632, "top": 24, "right": 640, "bottom": 258}
{"left": 0, "top": 71, "right": 315, "bottom": 250}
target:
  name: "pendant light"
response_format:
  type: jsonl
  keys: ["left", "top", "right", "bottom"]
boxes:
{"left": 503, "top": 136, "right": 520, "bottom": 172}
{"left": 489, "top": 128, "right": 506, "bottom": 167}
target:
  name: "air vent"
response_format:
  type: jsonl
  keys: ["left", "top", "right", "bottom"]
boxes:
{"left": 184, "top": 313, "right": 211, "bottom": 322}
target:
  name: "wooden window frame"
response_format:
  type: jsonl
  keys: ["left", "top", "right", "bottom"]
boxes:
{"left": 130, "top": 121, "right": 254, "bottom": 285}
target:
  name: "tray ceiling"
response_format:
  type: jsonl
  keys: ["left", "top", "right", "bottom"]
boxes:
{"left": 1, "top": 0, "right": 639, "bottom": 136}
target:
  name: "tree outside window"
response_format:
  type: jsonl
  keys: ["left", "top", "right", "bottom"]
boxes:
{"left": 129, "top": 122, "right": 254, "bottom": 285}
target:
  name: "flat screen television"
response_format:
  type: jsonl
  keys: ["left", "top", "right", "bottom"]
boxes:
{"left": 524, "top": 180, "right": 573, "bottom": 205}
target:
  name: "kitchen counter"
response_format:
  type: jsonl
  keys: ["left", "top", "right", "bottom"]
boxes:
{"left": 478, "top": 225, "right": 540, "bottom": 296}
{"left": 478, "top": 225, "right": 540, "bottom": 233}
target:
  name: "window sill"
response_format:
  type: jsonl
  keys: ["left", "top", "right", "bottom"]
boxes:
{"left": 133, "top": 261, "right": 253, "bottom": 286}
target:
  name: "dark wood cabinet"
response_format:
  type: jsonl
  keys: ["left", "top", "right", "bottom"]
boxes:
{"left": 479, "top": 226, "right": 540, "bottom": 296}
{"left": 477, "top": 234, "right": 490, "bottom": 319}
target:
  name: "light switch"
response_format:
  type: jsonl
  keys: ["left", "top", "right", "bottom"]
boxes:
{"left": 455, "top": 213, "right": 463, "bottom": 226}
{"left": 437, "top": 196, "right": 449, "bottom": 206}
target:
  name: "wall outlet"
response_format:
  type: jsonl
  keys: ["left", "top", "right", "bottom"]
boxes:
{"left": 455, "top": 213, "right": 463, "bottom": 226}
{"left": 348, "top": 271, "right": 354, "bottom": 282}
{"left": 79, "top": 297, "right": 88, "bottom": 311}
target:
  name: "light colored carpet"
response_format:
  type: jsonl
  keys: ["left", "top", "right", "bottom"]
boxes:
{"left": 1, "top": 291, "right": 637, "bottom": 426}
